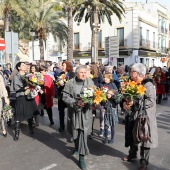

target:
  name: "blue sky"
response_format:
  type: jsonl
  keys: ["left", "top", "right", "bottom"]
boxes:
{"left": 128, "top": 0, "right": 170, "bottom": 10}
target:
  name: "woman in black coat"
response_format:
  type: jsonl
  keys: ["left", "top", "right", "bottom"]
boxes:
{"left": 57, "top": 61, "right": 75, "bottom": 132}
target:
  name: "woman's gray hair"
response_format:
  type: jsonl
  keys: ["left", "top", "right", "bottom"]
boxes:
{"left": 75, "top": 65, "right": 87, "bottom": 74}
{"left": 131, "top": 63, "right": 146, "bottom": 76}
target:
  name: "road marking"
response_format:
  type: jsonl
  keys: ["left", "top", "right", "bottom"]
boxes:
{"left": 157, "top": 112, "right": 162, "bottom": 116}
{"left": 40, "top": 164, "right": 57, "bottom": 170}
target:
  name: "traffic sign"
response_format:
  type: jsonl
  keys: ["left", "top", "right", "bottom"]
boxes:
{"left": 0, "top": 39, "right": 6, "bottom": 50}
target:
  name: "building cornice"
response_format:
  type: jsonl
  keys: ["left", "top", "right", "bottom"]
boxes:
{"left": 139, "top": 17, "right": 157, "bottom": 28}
{"left": 157, "top": 10, "right": 168, "bottom": 19}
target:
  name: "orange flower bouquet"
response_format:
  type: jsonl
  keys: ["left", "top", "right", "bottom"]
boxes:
{"left": 121, "top": 80, "right": 146, "bottom": 101}
{"left": 93, "top": 88, "right": 107, "bottom": 105}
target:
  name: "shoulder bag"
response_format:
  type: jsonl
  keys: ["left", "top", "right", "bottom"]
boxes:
{"left": 132, "top": 98, "right": 152, "bottom": 143}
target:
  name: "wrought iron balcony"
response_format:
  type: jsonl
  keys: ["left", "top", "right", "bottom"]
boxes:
{"left": 119, "top": 39, "right": 127, "bottom": 47}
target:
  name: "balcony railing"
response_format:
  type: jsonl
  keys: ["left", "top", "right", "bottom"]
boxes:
{"left": 159, "top": 26, "right": 168, "bottom": 35}
{"left": 140, "top": 39, "right": 158, "bottom": 49}
{"left": 161, "top": 47, "right": 166, "bottom": 53}
{"left": 74, "top": 44, "right": 80, "bottom": 50}
{"left": 119, "top": 39, "right": 127, "bottom": 47}
{"left": 161, "top": 26, "right": 164, "bottom": 33}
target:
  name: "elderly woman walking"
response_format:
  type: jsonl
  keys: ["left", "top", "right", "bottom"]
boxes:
{"left": 122, "top": 63, "right": 158, "bottom": 170}
{"left": 62, "top": 65, "right": 94, "bottom": 170}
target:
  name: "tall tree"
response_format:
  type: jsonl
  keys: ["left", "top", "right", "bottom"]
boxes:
{"left": 58, "top": 0, "right": 83, "bottom": 62}
{"left": 16, "top": 0, "right": 68, "bottom": 62}
{"left": 0, "top": 0, "right": 23, "bottom": 62}
{"left": 73, "top": 0, "right": 125, "bottom": 62}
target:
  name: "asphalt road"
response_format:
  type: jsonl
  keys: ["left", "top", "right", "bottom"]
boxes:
{"left": 0, "top": 98, "right": 170, "bottom": 170}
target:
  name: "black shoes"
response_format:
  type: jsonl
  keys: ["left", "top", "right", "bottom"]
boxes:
{"left": 50, "top": 121, "right": 54, "bottom": 125}
{"left": 58, "top": 127, "right": 64, "bottom": 132}
{"left": 29, "top": 126, "right": 34, "bottom": 134}
{"left": 2, "top": 131, "right": 7, "bottom": 137}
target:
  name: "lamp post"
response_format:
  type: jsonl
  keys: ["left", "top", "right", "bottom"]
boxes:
{"left": 30, "top": 28, "right": 35, "bottom": 61}
{"left": 92, "top": 23, "right": 100, "bottom": 63}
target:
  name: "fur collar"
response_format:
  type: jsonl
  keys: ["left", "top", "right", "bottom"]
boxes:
{"left": 141, "top": 77, "right": 154, "bottom": 85}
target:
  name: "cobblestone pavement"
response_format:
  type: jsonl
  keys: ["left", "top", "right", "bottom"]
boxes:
{"left": 0, "top": 98, "right": 170, "bottom": 170}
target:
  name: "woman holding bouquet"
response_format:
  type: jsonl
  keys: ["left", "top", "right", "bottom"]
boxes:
{"left": 57, "top": 61, "right": 75, "bottom": 132}
{"left": 30, "top": 65, "right": 40, "bottom": 126}
{"left": 11, "top": 62, "right": 39, "bottom": 141}
{"left": 39, "top": 65, "right": 54, "bottom": 125}
{"left": 62, "top": 65, "right": 94, "bottom": 170}
{"left": 122, "top": 63, "right": 158, "bottom": 170}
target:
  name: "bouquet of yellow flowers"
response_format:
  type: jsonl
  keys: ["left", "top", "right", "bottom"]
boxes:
{"left": 56, "top": 74, "right": 67, "bottom": 87}
{"left": 23, "top": 72, "right": 45, "bottom": 99}
{"left": 119, "top": 76, "right": 129, "bottom": 82}
{"left": 121, "top": 80, "right": 146, "bottom": 101}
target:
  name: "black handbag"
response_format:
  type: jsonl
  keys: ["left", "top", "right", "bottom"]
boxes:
{"left": 132, "top": 98, "right": 152, "bottom": 143}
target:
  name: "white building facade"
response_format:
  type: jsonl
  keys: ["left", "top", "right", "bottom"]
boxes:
{"left": 71, "top": 1, "right": 169, "bottom": 67}
{"left": 28, "top": 1, "right": 169, "bottom": 68}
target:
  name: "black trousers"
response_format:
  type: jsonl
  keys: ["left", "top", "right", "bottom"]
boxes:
{"left": 129, "top": 145, "right": 150, "bottom": 166}
{"left": 58, "top": 99, "right": 67, "bottom": 128}
{"left": 157, "top": 94, "right": 162, "bottom": 103}
{"left": 45, "top": 107, "right": 53, "bottom": 123}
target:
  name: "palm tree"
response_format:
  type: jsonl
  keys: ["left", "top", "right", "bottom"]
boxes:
{"left": 16, "top": 0, "right": 68, "bottom": 62}
{"left": 0, "top": 0, "right": 23, "bottom": 31}
{"left": 58, "top": 0, "right": 83, "bottom": 62}
{"left": 73, "top": 0, "right": 125, "bottom": 62}
{"left": 0, "top": 0, "right": 23, "bottom": 62}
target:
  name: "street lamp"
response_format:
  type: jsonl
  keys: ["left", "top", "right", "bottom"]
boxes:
{"left": 92, "top": 23, "right": 100, "bottom": 63}
{"left": 30, "top": 28, "right": 35, "bottom": 61}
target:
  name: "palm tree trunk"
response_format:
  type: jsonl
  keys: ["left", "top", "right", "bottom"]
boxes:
{"left": 4, "top": 12, "right": 10, "bottom": 63}
{"left": 4, "top": 13, "right": 10, "bottom": 31}
{"left": 91, "top": 6, "right": 99, "bottom": 63}
{"left": 39, "top": 38, "right": 44, "bottom": 62}
{"left": 67, "top": 7, "right": 73, "bottom": 62}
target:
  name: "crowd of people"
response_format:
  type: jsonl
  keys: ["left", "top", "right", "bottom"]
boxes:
{"left": 0, "top": 60, "right": 169, "bottom": 170}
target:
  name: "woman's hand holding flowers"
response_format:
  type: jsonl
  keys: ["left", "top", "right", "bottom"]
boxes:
{"left": 25, "top": 86, "right": 29, "bottom": 90}
{"left": 77, "top": 97, "right": 85, "bottom": 107}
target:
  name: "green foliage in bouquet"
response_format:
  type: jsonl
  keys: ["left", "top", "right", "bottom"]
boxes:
{"left": 2, "top": 104, "right": 14, "bottom": 122}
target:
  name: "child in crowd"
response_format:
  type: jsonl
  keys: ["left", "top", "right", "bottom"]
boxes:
{"left": 103, "top": 89, "right": 119, "bottom": 144}
{"left": 99, "top": 73, "right": 118, "bottom": 137}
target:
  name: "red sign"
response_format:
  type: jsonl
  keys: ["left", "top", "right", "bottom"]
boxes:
{"left": 0, "top": 39, "right": 6, "bottom": 50}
